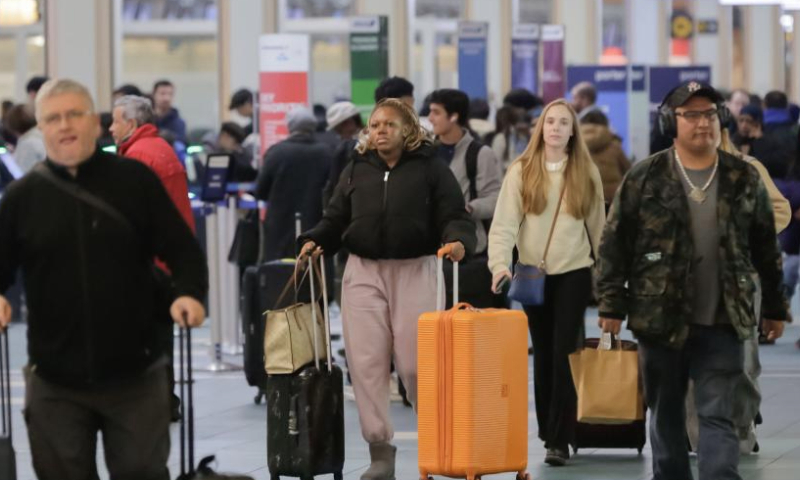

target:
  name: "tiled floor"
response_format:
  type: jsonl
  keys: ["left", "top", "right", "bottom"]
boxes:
{"left": 4, "top": 307, "right": 800, "bottom": 480}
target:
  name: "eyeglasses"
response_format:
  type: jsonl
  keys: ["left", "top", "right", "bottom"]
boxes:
{"left": 41, "top": 109, "right": 93, "bottom": 127}
{"left": 675, "top": 109, "right": 719, "bottom": 123}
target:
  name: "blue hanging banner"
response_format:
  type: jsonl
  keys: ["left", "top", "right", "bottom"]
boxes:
{"left": 458, "top": 21, "right": 489, "bottom": 100}
{"left": 648, "top": 66, "right": 712, "bottom": 126}
{"left": 511, "top": 24, "right": 540, "bottom": 94}
{"left": 567, "top": 66, "right": 631, "bottom": 154}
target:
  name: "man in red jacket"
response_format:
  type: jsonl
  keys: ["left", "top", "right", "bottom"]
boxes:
{"left": 110, "top": 94, "right": 196, "bottom": 421}
{"left": 110, "top": 95, "right": 195, "bottom": 232}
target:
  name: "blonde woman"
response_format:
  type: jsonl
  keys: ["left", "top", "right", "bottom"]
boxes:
{"left": 488, "top": 99, "right": 605, "bottom": 466}
{"left": 298, "top": 98, "right": 476, "bottom": 480}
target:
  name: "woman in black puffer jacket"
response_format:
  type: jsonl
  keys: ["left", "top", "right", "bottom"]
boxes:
{"left": 298, "top": 98, "right": 476, "bottom": 480}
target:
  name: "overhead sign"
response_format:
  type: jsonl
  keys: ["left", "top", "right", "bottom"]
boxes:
{"left": 258, "top": 34, "right": 310, "bottom": 157}
{"left": 697, "top": 19, "right": 719, "bottom": 34}
{"left": 541, "top": 24, "right": 566, "bottom": 103}
{"left": 671, "top": 10, "right": 694, "bottom": 39}
{"left": 458, "top": 21, "right": 489, "bottom": 100}
{"left": 511, "top": 24, "right": 540, "bottom": 94}
{"left": 567, "top": 66, "right": 631, "bottom": 154}
{"left": 350, "top": 16, "right": 389, "bottom": 121}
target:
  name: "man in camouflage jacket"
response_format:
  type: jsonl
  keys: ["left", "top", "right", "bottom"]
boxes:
{"left": 596, "top": 82, "right": 787, "bottom": 480}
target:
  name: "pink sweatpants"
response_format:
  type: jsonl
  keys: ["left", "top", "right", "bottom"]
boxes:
{"left": 341, "top": 254, "right": 438, "bottom": 444}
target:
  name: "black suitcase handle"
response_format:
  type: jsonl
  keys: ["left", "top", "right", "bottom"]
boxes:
{"left": 178, "top": 321, "right": 195, "bottom": 478}
{"left": 1, "top": 328, "right": 11, "bottom": 440}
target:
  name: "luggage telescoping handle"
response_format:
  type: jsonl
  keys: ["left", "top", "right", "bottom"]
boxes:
{"left": 178, "top": 317, "right": 195, "bottom": 477}
{"left": 307, "top": 254, "right": 333, "bottom": 373}
{"left": 0, "top": 328, "right": 10, "bottom": 440}
{"left": 295, "top": 212, "right": 302, "bottom": 240}
{"left": 436, "top": 246, "right": 458, "bottom": 311}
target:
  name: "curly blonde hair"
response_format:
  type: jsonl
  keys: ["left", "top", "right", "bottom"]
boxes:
{"left": 355, "top": 98, "right": 432, "bottom": 154}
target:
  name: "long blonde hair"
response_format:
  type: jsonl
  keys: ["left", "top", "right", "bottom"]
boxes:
{"left": 355, "top": 98, "right": 432, "bottom": 154}
{"left": 515, "top": 99, "right": 597, "bottom": 219}
{"left": 718, "top": 128, "right": 742, "bottom": 157}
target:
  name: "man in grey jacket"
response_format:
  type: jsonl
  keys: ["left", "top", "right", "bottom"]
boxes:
{"left": 428, "top": 89, "right": 503, "bottom": 307}
{"left": 428, "top": 89, "right": 502, "bottom": 254}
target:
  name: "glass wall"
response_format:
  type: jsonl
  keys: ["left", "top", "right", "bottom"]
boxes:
{"left": 121, "top": 0, "right": 216, "bottom": 20}
{"left": 518, "top": 0, "right": 551, "bottom": 24}
{"left": 601, "top": 0, "right": 626, "bottom": 64}
{"left": 286, "top": 0, "right": 354, "bottom": 19}
{"left": 412, "top": 0, "right": 464, "bottom": 102}
{"left": 117, "top": 0, "right": 218, "bottom": 136}
{"left": 669, "top": 0, "right": 693, "bottom": 65}
{"left": 415, "top": 0, "right": 465, "bottom": 19}
{"left": 0, "top": 0, "right": 45, "bottom": 104}
{"left": 279, "top": 0, "right": 352, "bottom": 108}
{"left": 310, "top": 33, "right": 351, "bottom": 107}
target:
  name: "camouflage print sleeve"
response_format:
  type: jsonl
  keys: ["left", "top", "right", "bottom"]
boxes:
{"left": 596, "top": 171, "right": 640, "bottom": 320}
{"left": 750, "top": 175, "right": 789, "bottom": 321}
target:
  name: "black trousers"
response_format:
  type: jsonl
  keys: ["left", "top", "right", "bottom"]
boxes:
{"left": 523, "top": 267, "right": 591, "bottom": 450}
{"left": 24, "top": 365, "right": 171, "bottom": 480}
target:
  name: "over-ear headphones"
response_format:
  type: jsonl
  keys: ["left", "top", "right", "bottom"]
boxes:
{"left": 657, "top": 84, "right": 732, "bottom": 138}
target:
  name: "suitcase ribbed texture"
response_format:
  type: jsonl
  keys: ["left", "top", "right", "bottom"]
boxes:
{"left": 418, "top": 306, "right": 528, "bottom": 480}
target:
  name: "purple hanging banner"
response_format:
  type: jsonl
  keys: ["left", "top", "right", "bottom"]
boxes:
{"left": 541, "top": 24, "right": 566, "bottom": 103}
{"left": 511, "top": 24, "right": 540, "bottom": 94}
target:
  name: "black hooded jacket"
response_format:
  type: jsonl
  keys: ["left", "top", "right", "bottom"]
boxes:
{"left": 0, "top": 150, "right": 207, "bottom": 388}
{"left": 299, "top": 144, "right": 476, "bottom": 260}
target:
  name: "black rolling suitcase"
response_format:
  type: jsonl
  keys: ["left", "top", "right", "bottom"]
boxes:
{"left": 241, "top": 265, "right": 267, "bottom": 403}
{"left": 266, "top": 255, "right": 344, "bottom": 480}
{"left": 0, "top": 327, "right": 16, "bottom": 480}
{"left": 241, "top": 214, "right": 309, "bottom": 404}
{"left": 242, "top": 259, "right": 312, "bottom": 404}
{"left": 571, "top": 337, "right": 647, "bottom": 455}
{"left": 176, "top": 325, "right": 254, "bottom": 480}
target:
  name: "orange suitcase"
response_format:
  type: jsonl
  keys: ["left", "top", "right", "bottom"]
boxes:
{"left": 418, "top": 247, "right": 530, "bottom": 480}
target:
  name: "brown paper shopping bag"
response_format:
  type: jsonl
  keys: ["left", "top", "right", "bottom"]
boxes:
{"left": 569, "top": 334, "right": 643, "bottom": 424}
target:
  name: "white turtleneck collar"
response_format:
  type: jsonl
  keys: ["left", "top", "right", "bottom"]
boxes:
{"left": 545, "top": 158, "right": 567, "bottom": 172}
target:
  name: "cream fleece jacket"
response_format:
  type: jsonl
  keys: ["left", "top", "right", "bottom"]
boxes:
{"left": 488, "top": 160, "right": 606, "bottom": 276}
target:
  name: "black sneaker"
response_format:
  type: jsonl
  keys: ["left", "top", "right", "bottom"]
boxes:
{"left": 544, "top": 448, "right": 569, "bottom": 466}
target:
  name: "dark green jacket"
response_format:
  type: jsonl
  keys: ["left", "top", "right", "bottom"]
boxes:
{"left": 596, "top": 148, "right": 788, "bottom": 348}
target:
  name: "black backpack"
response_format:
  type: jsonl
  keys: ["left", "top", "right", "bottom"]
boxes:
{"left": 465, "top": 140, "right": 493, "bottom": 233}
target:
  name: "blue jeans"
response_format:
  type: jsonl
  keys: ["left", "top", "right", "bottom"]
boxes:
{"left": 783, "top": 254, "right": 799, "bottom": 300}
{"left": 640, "top": 325, "right": 744, "bottom": 480}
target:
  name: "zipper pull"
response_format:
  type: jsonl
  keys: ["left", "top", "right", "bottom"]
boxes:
{"left": 384, "top": 171, "right": 390, "bottom": 182}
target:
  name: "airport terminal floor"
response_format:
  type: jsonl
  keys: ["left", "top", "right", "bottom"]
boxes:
{"left": 5, "top": 305, "right": 800, "bottom": 480}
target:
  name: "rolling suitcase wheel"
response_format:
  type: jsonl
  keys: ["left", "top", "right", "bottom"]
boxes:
{"left": 334, "top": 472, "right": 343, "bottom": 480}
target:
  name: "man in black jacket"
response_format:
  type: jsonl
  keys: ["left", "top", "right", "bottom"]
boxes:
{"left": 0, "top": 79, "right": 208, "bottom": 480}
{"left": 256, "top": 107, "right": 332, "bottom": 261}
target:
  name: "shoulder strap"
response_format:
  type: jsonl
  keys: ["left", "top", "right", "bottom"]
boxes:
{"left": 540, "top": 187, "right": 565, "bottom": 271}
{"left": 32, "top": 163, "right": 135, "bottom": 235}
{"left": 465, "top": 140, "right": 482, "bottom": 201}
